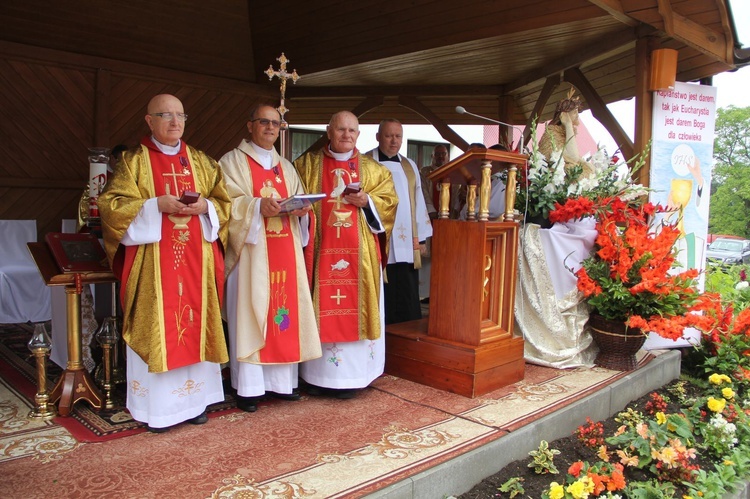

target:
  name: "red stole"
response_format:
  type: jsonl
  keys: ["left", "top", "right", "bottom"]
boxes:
{"left": 121, "top": 138, "right": 205, "bottom": 370}
{"left": 317, "top": 154, "right": 362, "bottom": 342}
{"left": 247, "top": 156, "right": 302, "bottom": 363}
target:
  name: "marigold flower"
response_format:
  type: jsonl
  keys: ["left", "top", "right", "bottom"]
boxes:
{"left": 722, "top": 387, "right": 735, "bottom": 400}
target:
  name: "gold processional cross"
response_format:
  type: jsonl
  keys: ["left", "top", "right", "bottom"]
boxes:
{"left": 264, "top": 53, "right": 301, "bottom": 158}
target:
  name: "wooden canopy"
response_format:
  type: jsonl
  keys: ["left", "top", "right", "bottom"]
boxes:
{"left": 0, "top": 0, "right": 743, "bottom": 236}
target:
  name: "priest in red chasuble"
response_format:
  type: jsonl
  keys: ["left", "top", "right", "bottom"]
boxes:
{"left": 219, "top": 104, "right": 322, "bottom": 412}
{"left": 294, "top": 111, "right": 398, "bottom": 399}
{"left": 99, "top": 94, "right": 230, "bottom": 432}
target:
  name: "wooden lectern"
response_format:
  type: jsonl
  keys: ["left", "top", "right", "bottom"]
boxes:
{"left": 385, "top": 149, "right": 526, "bottom": 398}
{"left": 27, "top": 242, "right": 112, "bottom": 416}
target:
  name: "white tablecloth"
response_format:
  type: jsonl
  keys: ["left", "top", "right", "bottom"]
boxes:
{"left": 0, "top": 220, "right": 51, "bottom": 323}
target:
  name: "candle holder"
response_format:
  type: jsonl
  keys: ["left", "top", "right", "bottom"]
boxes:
{"left": 27, "top": 323, "right": 56, "bottom": 420}
{"left": 95, "top": 316, "right": 119, "bottom": 409}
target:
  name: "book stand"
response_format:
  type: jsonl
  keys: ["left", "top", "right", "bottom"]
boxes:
{"left": 27, "top": 242, "right": 113, "bottom": 416}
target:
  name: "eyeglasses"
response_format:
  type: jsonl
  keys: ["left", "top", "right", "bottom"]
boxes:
{"left": 151, "top": 112, "right": 188, "bottom": 122}
{"left": 251, "top": 118, "right": 282, "bottom": 128}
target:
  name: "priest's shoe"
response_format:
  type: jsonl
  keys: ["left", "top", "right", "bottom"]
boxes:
{"left": 147, "top": 425, "right": 170, "bottom": 433}
{"left": 333, "top": 388, "right": 358, "bottom": 400}
{"left": 188, "top": 410, "right": 208, "bottom": 425}
{"left": 236, "top": 396, "right": 259, "bottom": 412}
{"left": 268, "top": 389, "right": 301, "bottom": 401}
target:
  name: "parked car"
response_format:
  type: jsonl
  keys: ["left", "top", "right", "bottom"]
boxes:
{"left": 705, "top": 237, "right": 750, "bottom": 265}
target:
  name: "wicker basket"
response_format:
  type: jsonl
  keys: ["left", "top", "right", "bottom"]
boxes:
{"left": 587, "top": 313, "right": 646, "bottom": 371}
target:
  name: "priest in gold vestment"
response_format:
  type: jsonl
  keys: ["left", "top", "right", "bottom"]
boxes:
{"left": 99, "top": 94, "right": 230, "bottom": 432}
{"left": 294, "top": 111, "right": 398, "bottom": 399}
{"left": 220, "top": 104, "right": 321, "bottom": 412}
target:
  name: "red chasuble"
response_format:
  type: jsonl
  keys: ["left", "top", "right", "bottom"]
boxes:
{"left": 317, "top": 155, "right": 364, "bottom": 342}
{"left": 120, "top": 138, "right": 213, "bottom": 371}
{"left": 247, "top": 156, "right": 302, "bottom": 363}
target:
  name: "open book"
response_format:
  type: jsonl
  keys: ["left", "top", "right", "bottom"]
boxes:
{"left": 278, "top": 193, "right": 327, "bottom": 213}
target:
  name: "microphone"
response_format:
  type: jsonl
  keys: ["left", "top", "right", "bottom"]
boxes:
{"left": 455, "top": 106, "right": 523, "bottom": 150}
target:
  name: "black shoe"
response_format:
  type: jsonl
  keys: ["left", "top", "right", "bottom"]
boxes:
{"left": 236, "top": 396, "right": 258, "bottom": 412}
{"left": 188, "top": 410, "right": 208, "bottom": 425}
{"left": 302, "top": 384, "right": 325, "bottom": 396}
{"left": 269, "top": 389, "right": 301, "bottom": 401}
{"left": 420, "top": 297, "right": 430, "bottom": 304}
{"left": 333, "top": 388, "right": 358, "bottom": 400}
{"left": 147, "top": 425, "right": 170, "bottom": 433}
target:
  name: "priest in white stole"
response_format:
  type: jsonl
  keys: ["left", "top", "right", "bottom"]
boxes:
{"left": 220, "top": 104, "right": 322, "bottom": 412}
{"left": 367, "top": 119, "right": 432, "bottom": 324}
{"left": 294, "top": 111, "right": 398, "bottom": 399}
{"left": 99, "top": 94, "right": 230, "bottom": 432}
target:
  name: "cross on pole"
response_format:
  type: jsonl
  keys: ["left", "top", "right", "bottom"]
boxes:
{"left": 264, "top": 53, "right": 300, "bottom": 129}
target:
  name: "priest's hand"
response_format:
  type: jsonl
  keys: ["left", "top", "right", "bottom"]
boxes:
{"left": 158, "top": 194, "right": 191, "bottom": 214}
{"left": 289, "top": 205, "right": 311, "bottom": 218}
{"left": 260, "top": 197, "right": 281, "bottom": 217}
{"left": 179, "top": 196, "right": 209, "bottom": 216}
{"left": 344, "top": 190, "right": 368, "bottom": 208}
{"left": 157, "top": 194, "right": 209, "bottom": 215}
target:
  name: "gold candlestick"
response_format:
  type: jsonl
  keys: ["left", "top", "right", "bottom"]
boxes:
{"left": 28, "top": 323, "right": 56, "bottom": 420}
{"left": 95, "top": 316, "right": 120, "bottom": 409}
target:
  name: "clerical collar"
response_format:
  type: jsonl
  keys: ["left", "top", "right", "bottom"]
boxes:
{"left": 377, "top": 149, "right": 400, "bottom": 162}
{"left": 150, "top": 136, "right": 181, "bottom": 156}
{"left": 328, "top": 146, "right": 353, "bottom": 161}
{"left": 250, "top": 141, "right": 274, "bottom": 169}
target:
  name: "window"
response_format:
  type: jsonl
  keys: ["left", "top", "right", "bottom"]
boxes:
{"left": 407, "top": 140, "right": 450, "bottom": 169}
{"left": 289, "top": 128, "right": 325, "bottom": 161}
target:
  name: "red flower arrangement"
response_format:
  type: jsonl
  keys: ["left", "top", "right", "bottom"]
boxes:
{"left": 550, "top": 195, "right": 709, "bottom": 341}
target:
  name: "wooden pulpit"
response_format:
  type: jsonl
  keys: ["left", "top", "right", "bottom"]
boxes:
{"left": 27, "top": 240, "right": 113, "bottom": 416}
{"left": 384, "top": 149, "right": 526, "bottom": 398}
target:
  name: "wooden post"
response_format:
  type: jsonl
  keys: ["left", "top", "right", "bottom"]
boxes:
{"left": 634, "top": 35, "right": 656, "bottom": 187}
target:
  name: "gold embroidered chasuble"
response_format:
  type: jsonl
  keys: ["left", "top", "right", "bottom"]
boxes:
{"left": 220, "top": 140, "right": 321, "bottom": 364}
{"left": 294, "top": 148, "right": 397, "bottom": 341}
{"left": 98, "top": 139, "right": 231, "bottom": 373}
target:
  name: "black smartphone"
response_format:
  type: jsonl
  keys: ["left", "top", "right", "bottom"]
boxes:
{"left": 178, "top": 191, "right": 200, "bottom": 204}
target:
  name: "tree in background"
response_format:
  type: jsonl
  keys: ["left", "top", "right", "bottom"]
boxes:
{"left": 709, "top": 105, "right": 750, "bottom": 237}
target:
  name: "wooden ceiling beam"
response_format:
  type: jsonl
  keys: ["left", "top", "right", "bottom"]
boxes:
{"left": 505, "top": 28, "right": 637, "bottom": 92}
{"left": 656, "top": 0, "right": 732, "bottom": 65}
{"left": 289, "top": 85, "right": 502, "bottom": 98}
{"left": 563, "top": 67, "right": 634, "bottom": 159}
{"left": 586, "top": 0, "right": 638, "bottom": 27}
{"left": 398, "top": 96, "right": 470, "bottom": 151}
{"left": 523, "top": 76, "right": 560, "bottom": 147}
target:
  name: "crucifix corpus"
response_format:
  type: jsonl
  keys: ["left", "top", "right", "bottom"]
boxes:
{"left": 265, "top": 53, "right": 301, "bottom": 159}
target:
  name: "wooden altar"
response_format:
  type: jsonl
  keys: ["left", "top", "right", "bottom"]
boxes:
{"left": 384, "top": 149, "right": 526, "bottom": 398}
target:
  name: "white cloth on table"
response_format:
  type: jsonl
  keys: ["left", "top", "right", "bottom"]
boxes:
{"left": 538, "top": 217, "right": 598, "bottom": 299}
{"left": 515, "top": 221, "right": 597, "bottom": 369}
{"left": 0, "top": 220, "right": 51, "bottom": 323}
